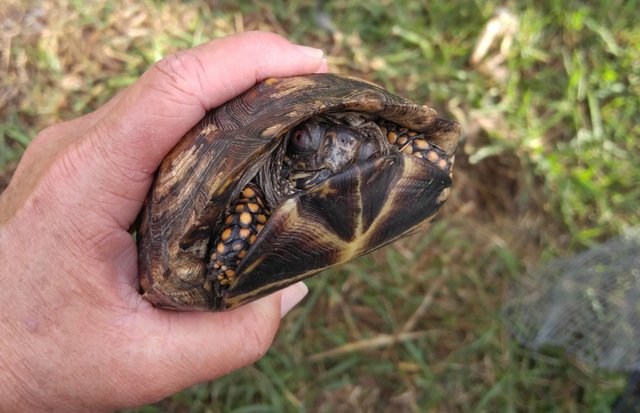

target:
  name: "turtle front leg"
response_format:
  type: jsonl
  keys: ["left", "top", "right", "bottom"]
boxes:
{"left": 206, "top": 183, "right": 270, "bottom": 295}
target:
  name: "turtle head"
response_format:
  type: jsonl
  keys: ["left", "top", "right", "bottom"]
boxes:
{"left": 286, "top": 117, "right": 386, "bottom": 189}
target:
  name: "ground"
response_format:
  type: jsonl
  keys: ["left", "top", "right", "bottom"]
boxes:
{"left": 1, "top": 1, "right": 639, "bottom": 412}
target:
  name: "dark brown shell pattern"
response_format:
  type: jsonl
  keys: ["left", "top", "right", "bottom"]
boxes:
{"left": 138, "top": 74, "right": 460, "bottom": 312}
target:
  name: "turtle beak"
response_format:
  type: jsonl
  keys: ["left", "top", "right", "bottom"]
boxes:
{"left": 319, "top": 128, "right": 359, "bottom": 172}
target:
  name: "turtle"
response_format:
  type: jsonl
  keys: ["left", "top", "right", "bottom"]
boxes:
{"left": 138, "top": 73, "right": 459, "bottom": 312}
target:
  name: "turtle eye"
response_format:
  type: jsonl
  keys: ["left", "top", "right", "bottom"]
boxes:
{"left": 290, "top": 125, "right": 324, "bottom": 153}
{"left": 358, "top": 140, "right": 380, "bottom": 161}
{"left": 292, "top": 130, "right": 306, "bottom": 146}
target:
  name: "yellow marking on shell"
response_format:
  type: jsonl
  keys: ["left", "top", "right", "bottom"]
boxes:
{"left": 218, "top": 176, "right": 236, "bottom": 196}
{"left": 224, "top": 269, "right": 236, "bottom": 278}
{"left": 234, "top": 204, "right": 246, "bottom": 212}
{"left": 226, "top": 209, "right": 342, "bottom": 306}
{"left": 408, "top": 131, "right": 417, "bottom": 137}
{"left": 247, "top": 203, "right": 260, "bottom": 213}
{"left": 314, "top": 180, "right": 340, "bottom": 199}
{"left": 256, "top": 214, "right": 268, "bottom": 224}
{"left": 438, "top": 159, "right": 448, "bottom": 170}
{"left": 387, "top": 131, "right": 397, "bottom": 144}
{"left": 221, "top": 228, "right": 232, "bottom": 242}
{"left": 216, "top": 243, "right": 226, "bottom": 254}
{"left": 261, "top": 123, "right": 286, "bottom": 138}
{"left": 230, "top": 155, "right": 446, "bottom": 311}
{"left": 232, "top": 240, "right": 244, "bottom": 251}
{"left": 256, "top": 223, "right": 264, "bottom": 233}
{"left": 397, "top": 136, "right": 408, "bottom": 145}
{"left": 402, "top": 145, "right": 414, "bottom": 154}
{"left": 336, "top": 168, "right": 365, "bottom": 263}
{"left": 239, "top": 212, "right": 252, "bottom": 227}
{"left": 249, "top": 234, "right": 257, "bottom": 245}
{"left": 235, "top": 256, "right": 266, "bottom": 282}
{"left": 238, "top": 250, "right": 247, "bottom": 259}
{"left": 225, "top": 215, "right": 234, "bottom": 225}
{"left": 426, "top": 151, "right": 439, "bottom": 162}
{"left": 436, "top": 187, "right": 451, "bottom": 204}
{"left": 413, "top": 139, "right": 429, "bottom": 150}
{"left": 199, "top": 123, "right": 219, "bottom": 136}
{"left": 239, "top": 228, "right": 251, "bottom": 238}
{"left": 338, "top": 156, "right": 439, "bottom": 265}
{"left": 224, "top": 268, "right": 328, "bottom": 309}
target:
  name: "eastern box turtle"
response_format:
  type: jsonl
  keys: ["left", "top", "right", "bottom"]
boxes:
{"left": 138, "top": 74, "right": 459, "bottom": 312}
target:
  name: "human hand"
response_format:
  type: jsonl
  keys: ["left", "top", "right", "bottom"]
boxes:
{"left": 0, "top": 31, "right": 326, "bottom": 412}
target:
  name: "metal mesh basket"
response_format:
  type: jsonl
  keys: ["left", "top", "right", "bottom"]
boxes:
{"left": 503, "top": 227, "right": 640, "bottom": 371}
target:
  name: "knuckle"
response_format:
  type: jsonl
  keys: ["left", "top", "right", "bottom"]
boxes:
{"left": 32, "top": 124, "right": 61, "bottom": 143}
{"left": 150, "top": 50, "right": 208, "bottom": 103}
{"left": 88, "top": 121, "right": 150, "bottom": 185}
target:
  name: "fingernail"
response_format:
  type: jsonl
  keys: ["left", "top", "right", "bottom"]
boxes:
{"left": 316, "top": 58, "right": 329, "bottom": 73}
{"left": 280, "top": 282, "right": 309, "bottom": 318}
{"left": 295, "top": 45, "right": 324, "bottom": 60}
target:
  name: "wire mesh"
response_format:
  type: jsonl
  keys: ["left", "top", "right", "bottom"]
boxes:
{"left": 504, "top": 227, "right": 640, "bottom": 371}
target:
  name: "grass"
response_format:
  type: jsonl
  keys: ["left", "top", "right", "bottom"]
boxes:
{"left": 2, "top": 0, "right": 639, "bottom": 411}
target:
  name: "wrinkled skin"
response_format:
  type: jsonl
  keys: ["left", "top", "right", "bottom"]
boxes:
{"left": 0, "top": 32, "right": 325, "bottom": 412}
{"left": 286, "top": 116, "right": 387, "bottom": 190}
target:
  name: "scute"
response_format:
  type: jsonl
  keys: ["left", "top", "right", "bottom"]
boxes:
{"left": 138, "top": 73, "right": 460, "bottom": 312}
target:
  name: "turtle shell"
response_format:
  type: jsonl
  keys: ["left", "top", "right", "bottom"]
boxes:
{"left": 138, "top": 74, "right": 459, "bottom": 311}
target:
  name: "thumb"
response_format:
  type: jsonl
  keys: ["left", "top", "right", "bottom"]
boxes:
{"left": 142, "top": 282, "right": 308, "bottom": 395}
{"left": 52, "top": 31, "right": 325, "bottom": 228}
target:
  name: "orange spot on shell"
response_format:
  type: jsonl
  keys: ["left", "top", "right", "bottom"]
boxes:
{"left": 256, "top": 214, "right": 267, "bottom": 224}
{"left": 242, "top": 187, "right": 256, "bottom": 198}
{"left": 427, "top": 151, "right": 439, "bottom": 162}
{"left": 387, "top": 131, "right": 397, "bottom": 144}
{"left": 402, "top": 145, "right": 413, "bottom": 154}
{"left": 397, "top": 135, "right": 408, "bottom": 145}
{"left": 239, "top": 212, "right": 252, "bottom": 227}
{"left": 413, "top": 139, "right": 429, "bottom": 150}
{"left": 247, "top": 203, "right": 260, "bottom": 213}
{"left": 239, "top": 228, "right": 251, "bottom": 239}
{"left": 221, "top": 228, "right": 232, "bottom": 242}
{"left": 438, "top": 159, "right": 448, "bottom": 170}
{"left": 216, "top": 243, "right": 226, "bottom": 254}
